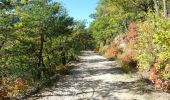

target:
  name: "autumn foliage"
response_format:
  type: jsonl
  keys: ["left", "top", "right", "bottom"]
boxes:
{"left": 0, "top": 78, "right": 28, "bottom": 99}
{"left": 0, "top": 86, "right": 8, "bottom": 99}
{"left": 90, "top": 0, "right": 170, "bottom": 92}
{"left": 104, "top": 42, "right": 119, "bottom": 58}
{"left": 149, "top": 59, "right": 170, "bottom": 90}
{"left": 122, "top": 23, "right": 138, "bottom": 65}
{"left": 102, "top": 21, "right": 170, "bottom": 90}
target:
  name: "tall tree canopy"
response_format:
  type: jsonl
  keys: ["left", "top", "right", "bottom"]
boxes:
{"left": 0, "top": 1, "right": 94, "bottom": 98}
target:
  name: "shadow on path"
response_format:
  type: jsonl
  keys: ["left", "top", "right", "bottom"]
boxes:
{"left": 27, "top": 51, "right": 170, "bottom": 100}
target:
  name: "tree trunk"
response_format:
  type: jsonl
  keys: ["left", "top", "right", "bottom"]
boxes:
{"left": 153, "top": 0, "right": 160, "bottom": 16}
{"left": 61, "top": 50, "right": 66, "bottom": 65}
{"left": 148, "top": 0, "right": 150, "bottom": 10}
{"left": 0, "top": 41, "right": 5, "bottom": 50}
{"left": 38, "top": 34, "right": 44, "bottom": 67}
{"left": 163, "top": 0, "right": 168, "bottom": 18}
{"left": 122, "top": 19, "right": 128, "bottom": 31}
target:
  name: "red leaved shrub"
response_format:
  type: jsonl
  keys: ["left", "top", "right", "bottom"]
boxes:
{"left": 0, "top": 78, "right": 28, "bottom": 99}
{"left": 149, "top": 59, "right": 170, "bottom": 90}
{"left": 10, "top": 78, "right": 28, "bottom": 91}
{"left": 105, "top": 42, "right": 119, "bottom": 58}
{"left": 149, "top": 62, "right": 162, "bottom": 88}
{"left": 122, "top": 51, "right": 134, "bottom": 64}
{"left": 0, "top": 86, "right": 9, "bottom": 99}
{"left": 104, "top": 23, "right": 138, "bottom": 71}
{"left": 121, "top": 23, "right": 138, "bottom": 68}
{"left": 122, "top": 50, "right": 137, "bottom": 69}
{"left": 127, "top": 23, "right": 138, "bottom": 41}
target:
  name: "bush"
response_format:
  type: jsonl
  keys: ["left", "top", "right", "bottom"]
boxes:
{"left": 134, "top": 13, "right": 170, "bottom": 90}
{"left": 104, "top": 42, "right": 119, "bottom": 58}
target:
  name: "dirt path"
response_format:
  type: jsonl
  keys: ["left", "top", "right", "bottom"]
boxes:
{"left": 27, "top": 51, "right": 170, "bottom": 100}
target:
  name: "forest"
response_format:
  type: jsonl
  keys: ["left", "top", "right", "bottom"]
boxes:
{"left": 0, "top": 0, "right": 93, "bottom": 99}
{"left": 0, "top": 0, "right": 170, "bottom": 99}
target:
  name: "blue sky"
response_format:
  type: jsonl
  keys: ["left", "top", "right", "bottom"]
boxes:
{"left": 54, "top": 0, "right": 99, "bottom": 27}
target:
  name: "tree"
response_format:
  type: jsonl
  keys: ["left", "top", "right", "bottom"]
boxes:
{"left": 0, "top": 0, "right": 95, "bottom": 98}
{"left": 89, "top": 0, "right": 156, "bottom": 48}
{"left": 0, "top": 0, "right": 74, "bottom": 80}
{"left": 153, "top": 0, "right": 160, "bottom": 16}
{"left": 163, "top": 0, "right": 168, "bottom": 18}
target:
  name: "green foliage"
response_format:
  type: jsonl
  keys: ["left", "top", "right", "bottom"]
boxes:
{"left": 0, "top": 0, "right": 93, "bottom": 98}
{"left": 90, "top": 0, "right": 170, "bottom": 88}
{"left": 135, "top": 12, "right": 170, "bottom": 71}
{"left": 89, "top": 0, "right": 156, "bottom": 50}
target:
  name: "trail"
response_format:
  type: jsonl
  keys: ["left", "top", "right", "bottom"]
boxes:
{"left": 27, "top": 51, "right": 170, "bottom": 100}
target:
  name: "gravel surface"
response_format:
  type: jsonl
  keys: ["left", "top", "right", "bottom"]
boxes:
{"left": 27, "top": 51, "right": 170, "bottom": 100}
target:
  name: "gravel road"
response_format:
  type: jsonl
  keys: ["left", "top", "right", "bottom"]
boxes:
{"left": 27, "top": 51, "right": 170, "bottom": 100}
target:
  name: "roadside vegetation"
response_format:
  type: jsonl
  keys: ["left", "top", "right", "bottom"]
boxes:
{"left": 0, "top": 0, "right": 170, "bottom": 99}
{"left": 89, "top": 0, "right": 170, "bottom": 91}
{"left": 0, "top": 0, "right": 93, "bottom": 99}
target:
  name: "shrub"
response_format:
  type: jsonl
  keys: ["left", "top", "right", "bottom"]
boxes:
{"left": 120, "top": 23, "right": 138, "bottom": 70}
{"left": 135, "top": 13, "right": 170, "bottom": 70}
{"left": 0, "top": 86, "right": 8, "bottom": 100}
{"left": 135, "top": 13, "right": 170, "bottom": 90}
{"left": 104, "top": 42, "right": 119, "bottom": 58}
